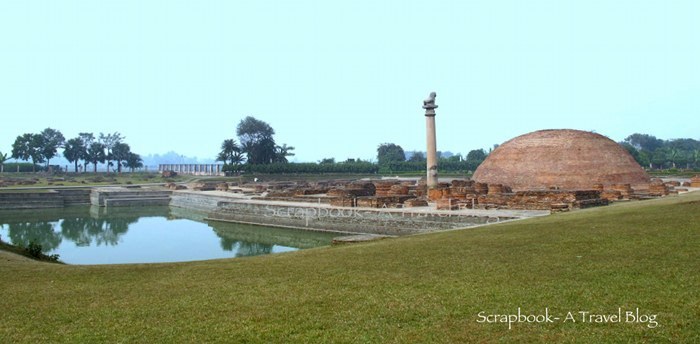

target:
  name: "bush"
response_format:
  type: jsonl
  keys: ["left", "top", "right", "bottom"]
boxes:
{"left": 244, "top": 162, "right": 379, "bottom": 174}
{"left": 2, "top": 163, "right": 45, "bottom": 172}
{"left": 25, "top": 241, "right": 44, "bottom": 258}
{"left": 24, "top": 241, "right": 60, "bottom": 262}
{"left": 241, "top": 160, "right": 480, "bottom": 175}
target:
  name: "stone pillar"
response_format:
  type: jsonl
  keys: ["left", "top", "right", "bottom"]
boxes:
{"left": 423, "top": 91, "right": 439, "bottom": 188}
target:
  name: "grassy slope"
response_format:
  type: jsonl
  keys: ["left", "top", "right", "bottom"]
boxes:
{"left": 1, "top": 194, "right": 699, "bottom": 343}
{"left": 0, "top": 172, "right": 191, "bottom": 188}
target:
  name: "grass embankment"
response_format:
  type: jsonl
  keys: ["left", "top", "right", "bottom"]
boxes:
{"left": 0, "top": 172, "right": 191, "bottom": 188}
{"left": 1, "top": 193, "right": 699, "bottom": 342}
{"left": 0, "top": 240, "right": 62, "bottom": 263}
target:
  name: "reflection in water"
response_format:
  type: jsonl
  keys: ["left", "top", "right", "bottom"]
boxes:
{"left": 6, "top": 221, "right": 62, "bottom": 251}
{"left": 219, "top": 238, "right": 274, "bottom": 257}
{"left": 0, "top": 206, "right": 151, "bottom": 252}
{"left": 210, "top": 221, "right": 338, "bottom": 257}
{"left": 60, "top": 215, "right": 135, "bottom": 246}
{"left": 0, "top": 206, "right": 337, "bottom": 263}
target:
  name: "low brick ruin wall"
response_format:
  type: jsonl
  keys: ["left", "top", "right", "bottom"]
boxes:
{"left": 477, "top": 190, "right": 608, "bottom": 210}
{"left": 207, "top": 201, "right": 516, "bottom": 235}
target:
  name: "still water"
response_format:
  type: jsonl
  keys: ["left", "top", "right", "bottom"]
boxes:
{"left": 0, "top": 206, "right": 337, "bottom": 265}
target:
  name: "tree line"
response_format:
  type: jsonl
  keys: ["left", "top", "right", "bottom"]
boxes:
{"left": 215, "top": 117, "right": 490, "bottom": 175}
{"left": 621, "top": 133, "right": 700, "bottom": 170}
{"left": 217, "top": 119, "right": 700, "bottom": 175}
{"left": 1, "top": 129, "right": 143, "bottom": 173}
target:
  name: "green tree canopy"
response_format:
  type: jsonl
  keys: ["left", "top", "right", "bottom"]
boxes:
{"left": 237, "top": 116, "right": 275, "bottom": 145}
{"left": 216, "top": 139, "right": 242, "bottom": 165}
{"left": 39, "top": 128, "right": 65, "bottom": 168}
{"left": 408, "top": 151, "right": 426, "bottom": 162}
{"left": 466, "top": 149, "right": 487, "bottom": 163}
{"left": 63, "top": 138, "right": 86, "bottom": 173}
{"left": 124, "top": 152, "right": 143, "bottom": 172}
{"left": 111, "top": 142, "right": 131, "bottom": 174}
{"left": 274, "top": 144, "right": 295, "bottom": 163}
{"left": 377, "top": 143, "right": 406, "bottom": 165}
{"left": 624, "top": 133, "right": 663, "bottom": 152}
{"left": 11, "top": 133, "right": 44, "bottom": 172}
{"left": 99, "top": 132, "right": 124, "bottom": 172}
{"left": 236, "top": 117, "right": 277, "bottom": 164}
{"left": 86, "top": 142, "right": 107, "bottom": 173}
{"left": 0, "top": 151, "right": 8, "bottom": 173}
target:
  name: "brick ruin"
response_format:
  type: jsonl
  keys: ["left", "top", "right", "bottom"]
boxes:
{"left": 472, "top": 129, "right": 652, "bottom": 191}
{"left": 691, "top": 175, "right": 700, "bottom": 187}
{"left": 235, "top": 175, "right": 694, "bottom": 213}
{"left": 158, "top": 175, "right": 697, "bottom": 214}
{"left": 227, "top": 179, "right": 606, "bottom": 212}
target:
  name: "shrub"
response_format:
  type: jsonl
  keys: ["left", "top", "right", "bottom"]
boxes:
{"left": 24, "top": 241, "right": 60, "bottom": 262}
{"left": 25, "top": 241, "right": 43, "bottom": 258}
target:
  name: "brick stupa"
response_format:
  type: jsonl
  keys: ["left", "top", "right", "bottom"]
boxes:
{"left": 472, "top": 129, "right": 650, "bottom": 191}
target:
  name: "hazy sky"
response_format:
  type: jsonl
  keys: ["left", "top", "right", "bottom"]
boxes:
{"left": 1, "top": 0, "right": 698, "bottom": 162}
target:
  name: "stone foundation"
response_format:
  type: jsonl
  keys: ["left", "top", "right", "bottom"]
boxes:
{"left": 90, "top": 187, "right": 172, "bottom": 207}
{"left": 207, "top": 201, "right": 517, "bottom": 235}
{"left": 0, "top": 188, "right": 91, "bottom": 209}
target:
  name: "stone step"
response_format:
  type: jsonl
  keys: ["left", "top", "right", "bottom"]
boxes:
{"left": 91, "top": 189, "right": 172, "bottom": 206}
{"left": 104, "top": 197, "right": 171, "bottom": 207}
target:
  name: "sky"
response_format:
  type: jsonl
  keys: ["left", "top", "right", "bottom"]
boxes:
{"left": 1, "top": 0, "right": 698, "bottom": 163}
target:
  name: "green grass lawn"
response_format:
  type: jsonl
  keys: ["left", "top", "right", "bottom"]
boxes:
{"left": 1, "top": 193, "right": 698, "bottom": 343}
{"left": 0, "top": 172, "right": 191, "bottom": 188}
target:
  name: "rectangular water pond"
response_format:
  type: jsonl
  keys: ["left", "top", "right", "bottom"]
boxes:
{"left": 0, "top": 206, "right": 338, "bottom": 265}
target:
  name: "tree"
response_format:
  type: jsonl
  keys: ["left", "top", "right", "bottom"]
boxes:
{"left": 230, "top": 151, "right": 245, "bottom": 170}
{"left": 443, "top": 154, "right": 462, "bottom": 162}
{"left": 39, "top": 128, "right": 65, "bottom": 169}
{"left": 78, "top": 133, "right": 95, "bottom": 172}
{"left": 63, "top": 138, "right": 86, "bottom": 173}
{"left": 124, "top": 153, "right": 143, "bottom": 172}
{"left": 651, "top": 148, "right": 669, "bottom": 169}
{"left": 465, "top": 149, "right": 488, "bottom": 171}
{"left": 99, "top": 132, "right": 124, "bottom": 172}
{"left": 408, "top": 152, "right": 426, "bottom": 162}
{"left": 319, "top": 158, "right": 335, "bottom": 164}
{"left": 86, "top": 142, "right": 107, "bottom": 173}
{"left": 11, "top": 133, "right": 44, "bottom": 172}
{"left": 624, "top": 134, "right": 663, "bottom": 153}
{"left": 0, "top": 151, "right": 7, "bottom": 173}
{"left": 236, "top": 117, "right": 277, "bottom": 164}
{"left": 466, "top": 149, "right": 487, "bottom": 163}
{"left": 273, "top": 144, "right": 295, "bottom": 163}
{"left": 110, "top": 142, "right": 131, "bottom": 174}
{"left": 619, "top": 142, "right": 646, "bottom": 168}
{"left": 377, "top": 143, "right": 405, "bottom": 165}
{"left": 237, "top": 116, "right": 275, "bottom": 145}
{"left": 216, "top": 139, "right": 242, "bottom": 165}
{"left": 217, "top": 139, "right": 246, "bottom": 174}
{"left": 668, "top": 148, "right": 680, "bottom": 169}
